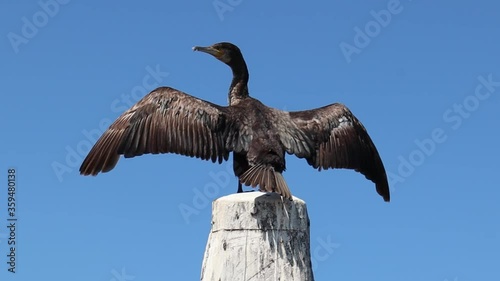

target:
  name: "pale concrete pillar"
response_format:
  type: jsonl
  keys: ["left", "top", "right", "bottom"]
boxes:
{"left": 200, "top": 192, "right": 314, "bottom": 281}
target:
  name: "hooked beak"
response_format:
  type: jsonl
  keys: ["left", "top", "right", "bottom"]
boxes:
{"left": 192, "top": 45, "right": 223, "bottom": 59}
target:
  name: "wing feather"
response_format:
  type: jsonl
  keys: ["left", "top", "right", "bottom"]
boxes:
{"left": 80, "top": 87, "right": 238, "bottom": 176}
{"left": 282, "top": 103, "right": 390, "bottom": 202}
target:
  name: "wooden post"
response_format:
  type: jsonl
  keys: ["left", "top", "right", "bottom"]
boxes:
{"left": 200, "top": 192, "right": 314, "bottom": 281}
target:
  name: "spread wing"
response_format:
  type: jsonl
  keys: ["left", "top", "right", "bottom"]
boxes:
{"left": 283, "top": 103, "right": 390, "bottom": 202}
{"left": 80, "top": 87, "right": 237, "bottom": 176}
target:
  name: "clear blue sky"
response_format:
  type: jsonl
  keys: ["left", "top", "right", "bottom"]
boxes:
{"left": 1, "top": 0, "right": 499, "bottom": 280}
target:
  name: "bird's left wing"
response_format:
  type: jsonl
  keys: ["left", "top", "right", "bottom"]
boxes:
{"left": 80, "top": 87, "right": 237, "bottom": 176}
{"left": 280, "top": 103, "right": 390, "bottom": 201}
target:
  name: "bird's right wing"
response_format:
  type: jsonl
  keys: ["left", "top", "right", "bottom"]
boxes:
{"left": 80, "top": 87, "right": 239, "bottom": 176}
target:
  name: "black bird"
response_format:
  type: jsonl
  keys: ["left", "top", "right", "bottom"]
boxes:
{"left": 80, "top": 42, "right": 390, "bottom": 202}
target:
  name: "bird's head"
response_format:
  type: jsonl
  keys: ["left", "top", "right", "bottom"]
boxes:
{"left": 193, "top": 42, "right": 245, "bottom": 68}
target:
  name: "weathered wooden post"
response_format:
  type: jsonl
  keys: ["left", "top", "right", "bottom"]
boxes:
{"left": 200, "top": 192, "right": 314, "bottom": 281}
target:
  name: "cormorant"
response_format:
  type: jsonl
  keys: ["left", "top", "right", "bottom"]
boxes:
{"left": 79, "top": 42, "right": 390, "bottom": 202}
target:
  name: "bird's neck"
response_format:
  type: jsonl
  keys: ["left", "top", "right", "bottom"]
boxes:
{"left": 228, "top": 62, "right": 249, "bottom": 105}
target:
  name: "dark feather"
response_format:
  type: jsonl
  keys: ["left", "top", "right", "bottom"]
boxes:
{"left": 79, "top": 87, "right": 238, "bottom": 176}
{"left": 240, "top": 164, "right": 292, "bottom": 199}
{"left": 284, "top": 103, "right": 390, "bottom": 202}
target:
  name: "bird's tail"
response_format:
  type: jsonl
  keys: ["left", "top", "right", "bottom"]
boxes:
{"left": 239, "top": 164, "right": 292, "bottom": 199}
